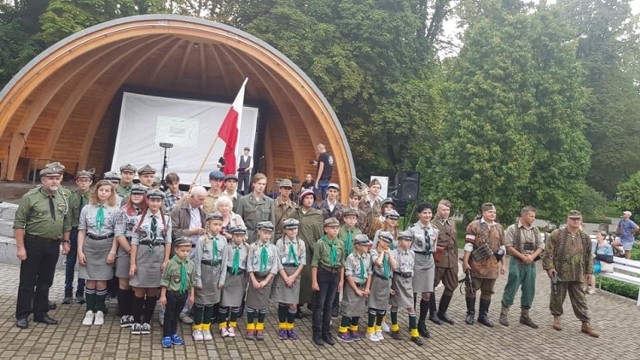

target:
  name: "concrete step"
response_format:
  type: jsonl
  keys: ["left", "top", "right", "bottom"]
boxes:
{"left": 0, "top": 202, "right": 18, "bottom": 221}
{"left": 0, "top": 218, "right": 14, "bottom": 238}
{"left": 0, "top": 235, "right": 65, "bottom": 269}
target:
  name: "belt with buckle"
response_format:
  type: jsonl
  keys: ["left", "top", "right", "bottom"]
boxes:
{"left": 393, "top": 271, "right": 412, "bottom": 279}
{"left": 139, "top": 240, "right": 165, "bottom": 246}
{"left": 25, "top": 234, "right": 59, "bottom": 242}
{"left": 414, "top": 250, "right": 427, "bottom": 255}
{"left": 319, "top": 265, "right": 341, "bottom": 274}
{"left": 87, "top": 233, "right": 114, "bottom": 240}
{"left": 373, "top": 272, "right": 390, "bottom": 280}
{"left": 201, "top": 259, "right": 221, "bottom": 266}
{"left": 227, "top": 267, "right": 245, "bottom": 275}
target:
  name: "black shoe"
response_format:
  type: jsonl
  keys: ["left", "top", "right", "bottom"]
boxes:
{"left": 438, "top": 312, "right": 455, "bottom": 325}
{"left": 62, "top": 295, "right": 73, "bottom": 305}
{"left": 313, "top": 335, "right": 325, "bottom": 346}
{"left": 390, "top": 330, "right": 402, "bottom": 340}
{"left": 429, "top": 313, "right": 443, "bottom": 325}
{"left": 465, "top": 297, "right": 476, "bottom": 325}
{"left": 411, "top": 336, "right": 424, "bottom": 346}
{"left": 48, "top": 301, "right": 57, "bottom": 310}
{"left": 477, "top": 299, "right": 494, "bottom": 327}
{"left": 465, "top": 314, "right": 475, "bottom": 325}
{"left": 76, "top": 293, "right": 85, "bottom": 304}
{"left": 295, "top": 310, "right": 306, "bottom": 319}
{"left": 417, "top": 322, "right": 430, "bottom": 338}
{"left": 15, "top": 318, "right": 28, "bottom": 329}
{"left": 34, "top": 314, "right": 59, "bottom": 325}
{"left": 322, "top": 334, "right": 336, "bottom": 345}
{"left": 478, "top": 315, "right": 494, "bottom": 327}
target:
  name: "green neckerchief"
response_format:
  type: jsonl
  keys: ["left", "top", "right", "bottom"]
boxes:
{"left": 259, "top": 243, "right": 269, "bottom": 272}
{"left": 359, "top": 255, "right": 366, "bottom": 281}
{"left": 326, "top": 236, "right": 338, "bottom": 267}
{"left": 287, "top": 241, "right": 299, "bottom": 266}
{"left": 345, "top": 230, "right": 353, "bottom": 254}
{"left": 96, "top": 205, "right": 105, "bottom": 232}
{"left": 173, "top": 255, "right": 188, "bottom": 293}
{"left": 382, "top": 253, "right": 391, "bottom": 279}
{"left": 231, "top": 246, "right": 241, "bottom": 275}
{"left": 209, "top": 234, "right": 220, "bottom": 263}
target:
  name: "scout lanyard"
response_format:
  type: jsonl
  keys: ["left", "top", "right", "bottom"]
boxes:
{"left": 281, "top": 237, "right": 301, "bottom": 266}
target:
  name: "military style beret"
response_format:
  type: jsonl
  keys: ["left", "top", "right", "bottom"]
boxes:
{"left": 206, "top": 212, "right": 224, "bottom": 222}
{"left": 209, "top": 170, "right": 225, "bottom": 180}
{"left": 324, "top": 217, "right": 340, "bottom": 227}
{"left": 328, "top": 183, "right": 340, "bottom": 190}
{"left": 224, "top": 174, "right": 238, "bottom": 182}
{"left": 230, "top": 226, "right": 247, "bottom": 235}
{"left": 342, "top": 208, "right": 359, "bottom": 218}
{"left": 283, "top": 218, "right": 300, "bottom": 229}
{"left": 377, "top": 231, "right": 394, "bottom": 243}
{"left": 146, "top": 189, "right": 165, "bottom": 200}
{"left": 257, "top": 221, "right": 275, "bottom": 231}
{"left": 40, "top": 162, "right": 65, "bottom": 177}
{"left": 397, "top": 231, "right": 414, "bottom": 241}
{"left": 279, "top": 179, "right": 293, "bottom": 188}
{"left": 119, "top": 164, "right": 137, "bottom": 173}
{"left": 76, "top": 169, "right": 94, "bottom": 179}
{"left": 130, "top": 184, "right": 147, "bottom": 195}
{"left": 354, "top": 234, "right": 372, "bottom": 246}
{"left": 137, "top": 165, "right": 156, "bottom": 175}
{"left": 173, "top": 237, "right": 192, "bottom": 247}
{"left": 385, "top": 209, "right": 400, "bottom": 220}
{"left": 103, "top": 171, "right": 121, "bottom": 181}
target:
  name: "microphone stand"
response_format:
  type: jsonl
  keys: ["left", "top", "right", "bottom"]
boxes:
{"left": 159, "top": 142, "right": 173, "bottom": 190}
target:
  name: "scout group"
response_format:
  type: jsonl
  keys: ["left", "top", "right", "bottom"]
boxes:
{"left": 12, "top": 162, "right": 599, "bottom": 351}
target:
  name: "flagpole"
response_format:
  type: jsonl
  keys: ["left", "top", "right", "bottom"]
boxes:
{"left": 192, "top": 135, "right": 220, "bottom": 185}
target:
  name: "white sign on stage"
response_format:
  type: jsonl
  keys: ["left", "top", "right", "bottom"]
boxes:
{"left": 371, "top": 176, "right": 389, "bottom": 200}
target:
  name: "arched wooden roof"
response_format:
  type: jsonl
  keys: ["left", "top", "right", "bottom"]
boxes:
{"left": 0, "top": 14, "right": 354, "bottom": 199}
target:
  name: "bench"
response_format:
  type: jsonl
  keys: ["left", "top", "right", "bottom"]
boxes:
{"left": 596, "top": 257, "right": 640, "bottom": 306}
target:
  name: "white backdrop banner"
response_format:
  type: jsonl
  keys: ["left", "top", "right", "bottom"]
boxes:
{"left": 112, "top": 92, "right": 259, "bottom": 186}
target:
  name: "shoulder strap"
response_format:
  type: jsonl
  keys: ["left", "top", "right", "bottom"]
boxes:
{"left": 512, "top": 223, "right": 521, "bottom": 252}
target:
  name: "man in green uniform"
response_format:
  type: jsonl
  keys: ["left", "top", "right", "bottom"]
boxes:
{"left": 137, "top": 165, "right": 156, "bottom": 188}
{"left": 274, "top": 179, "right": 297, "bottom": 241}
{"left": 14, "top": 162, "right": 72, "bottom": 329}
{"left": 63, "top": 169, "right": 93, "bottom": 304}
{"left": 116, "top": 164, "right": 137, "bottom": 202}
{"left": 236, "top": 173, "right": 275, "bottom": 244}
{"left": 542, "top": 210, "right": 599, "bottom": 337}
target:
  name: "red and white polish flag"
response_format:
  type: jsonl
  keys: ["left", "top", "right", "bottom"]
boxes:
{"left": 218, "top": 78, "right": 248, "bottom": 175}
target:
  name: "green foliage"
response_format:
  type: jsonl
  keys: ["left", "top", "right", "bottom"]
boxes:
{"left": 597, "top": 276, "right": 640, "bottom": 300}
{"left": 616, "top": 171, "right": 640, "bottom": 218}
{"left": 574, "top": 184, "right": 608, "bottom": 221}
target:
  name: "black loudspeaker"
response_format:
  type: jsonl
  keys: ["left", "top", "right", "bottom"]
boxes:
{"left": 396, "top": 171, "right": 420, "bottom": 201}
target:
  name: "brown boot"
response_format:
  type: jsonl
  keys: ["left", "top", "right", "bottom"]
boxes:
{"left": 519, "top": 309, "right": 538, "bottom": 329}
{"left": 499, "top": 305, "right": 509, "bottom": 327}
{"left": 552, "top": 315, "right": 562, "bottom": 331}
{"left": 581, "top": 322, "right": 599, "bottom": 338}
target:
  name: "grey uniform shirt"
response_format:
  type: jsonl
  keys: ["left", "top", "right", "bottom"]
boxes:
{"left": 193, "top": 233, "right": 227, "bottom": 288}
{"left": 275, "top": 236, "right": 307, "bottom": 266}
{"left": 392, "top": 248, "right": 415, "bottom": 275}
{"left": 344, "top": 251, "right": 372, "bottom": 284}
{"left": 131, "top": 211, "right": 172, "bottom": 245}
{"left": 114, "top": 206, "right": 142, "bottom": 238}
{"left": 78, "top": 203, "right": 119, "bottom": 236}
{"left": 219, "top": 242, "right": 249, "bottom": 285}
{"left": 247, "top": 242, "right": 280, "bottom": 276}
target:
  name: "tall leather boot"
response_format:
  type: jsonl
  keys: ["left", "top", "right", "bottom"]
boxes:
{"left": 418, "top": 299, "right": 430, "bottom": 338}
{"left": 465, "top": 297, "right": 476, "bottom": 325}
{"left": 428, "top": 295, "right": 442, "bottom": 325}
{"left": 437, "top": 294, "right": 455, "bottom": 325}
{"left": 477, "top": 299, "right": 494, "bottom": 327}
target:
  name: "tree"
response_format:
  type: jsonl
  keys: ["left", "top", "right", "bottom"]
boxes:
{"left": 616, "top": 171, "right": 640, "bottom": 219}
{"left": 430, "top": 4, "right": 590, "bottom": 224}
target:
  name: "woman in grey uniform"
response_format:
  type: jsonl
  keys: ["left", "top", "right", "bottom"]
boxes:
{"left": 218, "top": 226, "right": 249, "bottom": 338}
{"left": 129, "top": 189, "right": 172, "bottom": 335}
{"left": 245, "top": 221, "right": 280, "bottom": 340}
{"left": 77, "top": 180, "right": 119, "bottom": 326}
{"left": 114, "top": 184, "right": 147, "bottom": 328}
{"left": 389, "top": 231, "right": 423, "bottom": 345}
{"left": 366, "top": 231, "right": 397, "bottom": 342}
{"left": 272, "top": 218, "right": 306, "bottom": 340}
{"left": 409, "top": 202, "right": 438, "bottom": 338}
{"left": 192, "top": 212, "right": 226, "bottom": 341}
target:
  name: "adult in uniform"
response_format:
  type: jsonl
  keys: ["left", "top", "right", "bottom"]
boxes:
{"left": 274, "top": 179, "right": 297, "bottom": 241}
{"left": 116, "top": 164, "right": 137, "bottom": 203}
{"left": 542, "top": 210, "right": 599, "bottom": 337}
{"left": 462, "top": 203, "right": 506, "bottom": 327}
{"left": 430, "top": 199, "right": 458, "bottom": 325}
{"left": 359, "top": 178, "right": 382, "bottom": 234}
{"left": 63, "top": 169, "right": 93, "bottom": 304}
{"left": 237, "top": 147, "right": 253, "bottom": 195}
{"left": 236, "top": 173, "right": 275, "bottom": 244}
{"left": 344, "top": 188, "right": 368, "bottom": 230}
{"left": 499, "top": 206, "right": 544, "bottom": 328}
{"left": 137, "top": 165, "right": 156, "bottom": 188}
{"left": 14, "top": 162, "right": 71, "bottom": 329}
{"left": 203, "top": 170, "right": 225, "bottom": 215}
{"left": 315, "top": 183, "right": 343, "bottom": 221}
{"left": 409, "top": 202, "right": 438, "bottom": 337}
{"left": 103, "top": 171, "right": 124, "bottom": 206}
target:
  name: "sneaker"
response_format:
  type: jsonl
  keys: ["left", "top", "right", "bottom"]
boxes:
{"left": 75, "top": 294, "right": 85, "bottom": 304}
{"left": 171, "top": 334, "right": 184, "bottom": 345}
{"left": 411, "top": 336, "right": 424, "bottom": 346}
{"left": 350, "top": 331, "right": 361, "bottom": 341}
{"left": 94, "top": 311, "right": 104, "bottom": 326}
{"left": 255, "top": 330, "right": 265, "bottom": 340}
{"left": 202, "top": 328, "right": 213, "bottom": 341}
{"left": 366, "top": 332, "right": 380, "bottom": 342}
{"left": 228, "top": 326, "right": 236, "bottom": 337}
{"left": 245, "top": 330, "right": 255, "bottom": 340}
{"left": 220, "top": 327, "right": 230, "bottom": 337}
{"left": 287, "top": 329, "right": 298, "bottom": 340}
{"left": 337, "top": 332, "right": 353, "bottom": 343}
{"left": 381, "top": 321, "right": 390, "bottom": 332}
{"left": 82, "top": 311, "right": 94, "bottom": 326}
{"left": 192, "top": 330, "right": 204, "bottom": 341}
{"left": 162, "top": 336, "right": 172, "bottom": 348}
{"left": 62, "top": 295, "right": 73, "bottom": 304}
{"left": 179, "top": 313, "right": 194, "bottom": 324}
{"left": 131, "top": 323, "right": 142, "bottom": 335}
{"left": 375, "top": 330, "right": 384, "bottom": 340}
{"left": 278, "top": 329, "right": 289, "bottom": 340}
{"left": 120, "top": 315, "right": 133, "bottom": 328}
{"left": 141, "top": 323, "right": 151, "bottom": 335}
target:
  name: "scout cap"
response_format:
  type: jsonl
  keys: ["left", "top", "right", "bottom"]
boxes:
{"left": 299, "top": 189, "right": 315, "bottom": 204}
{"left": 146, "top": 189, "right": 165, "bottom": 200}
{"left": 130, "top": 184, "right": 147, "bottom": 195}
{"left": 230, "top": 226, "right": 247, "bottom": 235}
{"left": 209, "top": 170, "right": 225, "bottom": 180}
{"left": 481, "top": 202, "right": 496, "bottom": 212}
{"left": 173, "top": 237, "right": 192, "bottom": 247}
{"left": 324, "top": 217, "right": 340, "bottom": 227}
{"left": 385, "top": 209, "right": 400, "bottom": 220}
{"left": 381, "top": 198, "right": 395, "bottom": 208}
{"left": 567, "top": 210, "right": 582, "bottom": 219}
{"left": 257, "top": 221, "right": 275, "bottom": 231}
{"left": 40, "top": 162, "right": 65, "bottom": 177}
{"left": 283, "top": 218, "right": 300, "bottom": 229}
{"left": 279, "top": 179, "right": 293, "bottom": 188}
{"left": 224, "top": 174, "right": 238, "bottom": 182}
{"left": 342, "top": 208, "right": 359, "bottom": 218}
{"left": 103, "top": 171, "right": 121, "bottom": 181}
{"left": 328, "top": 183, "right": 340, "bottom": 191}
{"left": 397, "top": 231, "right": 413, "bottom": 241}
{"left": 76, "top": 169, "right": 94, "bottom": 179}
{"left": 119, "top": 164, "right": 137, "bottom": 173}
{"left": 206, "top": 212, "right": 223, "bottom": 222}
{"left": 354, "top": 234, "right": 372, "bottom": 246}
{"left": 137, "top": 165, "right": 156, "bottom": 175}
{"left": 377, "top": 231, "right": 393, "bottom": 243}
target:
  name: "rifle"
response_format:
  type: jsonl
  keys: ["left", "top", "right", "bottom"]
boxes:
{"left": 551, "top": 273, "right": 558, "bottom": 295}
{"left": 459, "top": 268, "right": 473, "bottom": 295}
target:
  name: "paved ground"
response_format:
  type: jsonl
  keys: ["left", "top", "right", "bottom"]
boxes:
{"left": 0, "top": 259, "right": 638, "bottom": 360}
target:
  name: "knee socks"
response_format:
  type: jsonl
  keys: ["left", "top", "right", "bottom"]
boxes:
{"left": 286, "top": 308, "right": 297, "bottom": 329}
{"left": 132, "top": 295, "right": 145, "bottom": 323}
{"left": 95, "top": 288, "right": 107, "bottom": 312}
{"left": 117, "top": 288, "right": 133, "bottom": 316}
{"left": 409, "top": 313, "right": 418, "bottom": 337}
{"left": 419, "top": 299, "right": 429, "bottom": 324}
{"left": 375, "top": 309, "right": 386, "bottom": 331}
{"left": 143, "top": 295, "right": 157, "bottom": 324}
{"left": 193, "top": 304, "right": 205, "bottom": 325}
{"left": 203, "top": 305, "right": 214, "bottom": 324}
{"left": 229, "top": 307, "right": 240, "bottom": 329}
{"left": 339, "top": 316, "right": 351, "bottom": 334}
{"left": 278, "top": 304, "right": 288, "bottom": 329}
{"left": 390, "top": 306, "right": 399, "bottom": 332}
{"left": 367, "top": 309, "right": 377, "bottom": 334}
{"left": 247, "top": 307, "right": 256, "bottom": 331}
{"left": 218, "top": 307, "right": 229, "bottom": 328}
{"left": 85, "top": 288, "right": 96, "bottom": 312}
{"left": 350, "top": 316, "right": 360, "bottom": 333}
{"left": 256, "top": 309, "right": 266, "bottom": 331}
